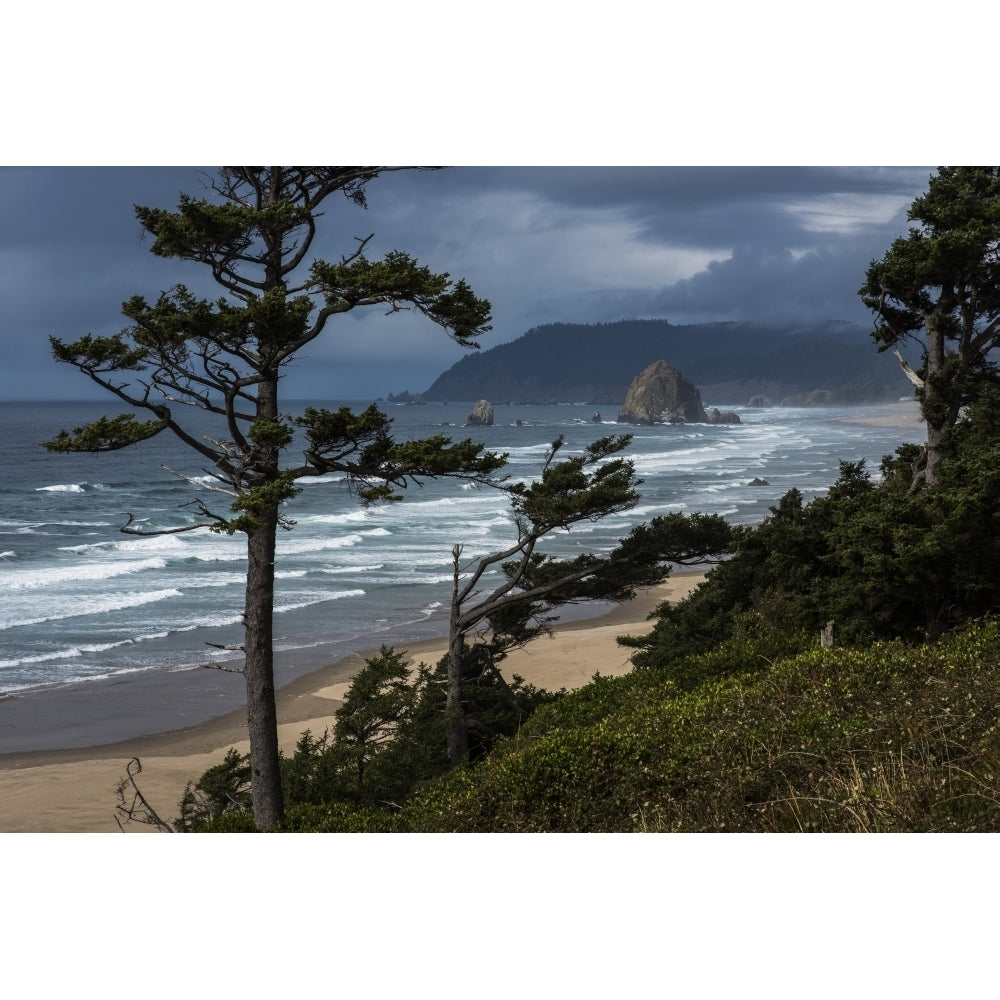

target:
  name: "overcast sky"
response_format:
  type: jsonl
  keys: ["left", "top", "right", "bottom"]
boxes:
{"left": 0, "top": 165, "right": 935, "bottom": 401}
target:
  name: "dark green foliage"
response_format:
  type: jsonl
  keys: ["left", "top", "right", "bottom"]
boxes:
{"left": 328, "top": 646, "right": 438, "bottom": 804}
{"left": 442, "top": 435, "right": 733, "bottom": 765}
{"left": 179, "top": 643, "right": 565, "bottom": 829}
{"left": 328, "top": 646, "right": 564, "bottom": 803}
{"left": 43, "top": 413, "right": 167, "bottom": 452}
{"left": 859, "top": 166, "right": 1000, "bottom": 483}
{"left": 455, "top": 437, "right": 733, "bottom": 663}
{"left": 276, "top": 802, "right": 403, "bottom": 833}
{"left": 293, "top": 404, "right": 507, "bottom": 506}
{"left": 630, "top": 389, "right": 1000, "bottom": 668}
{"left": 175, "top": 748, "right": 253, "bottom": 831}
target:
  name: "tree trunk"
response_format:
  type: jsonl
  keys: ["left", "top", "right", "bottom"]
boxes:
{"left": 918, "top": 313, "right": 953, "bottom": 488}
{"left": 446, "top": 547, "right": 469, "bottom": 766}
{"left": 243, "top": 516, "right": 284, "bottom": 829}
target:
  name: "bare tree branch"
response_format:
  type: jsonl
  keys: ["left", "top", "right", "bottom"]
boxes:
{"left": 114, "top": 757, "right": 175, "bottom": 832}
{"left": 119, "top": 512, "right": 220, "bottom": 535}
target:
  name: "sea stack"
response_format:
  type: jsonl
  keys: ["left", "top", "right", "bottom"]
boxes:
{"left": 467, "top": 399, "right": 494, "bottom": 426}
{"left": 617, "top": 360, "right": 705, "bottom": 424}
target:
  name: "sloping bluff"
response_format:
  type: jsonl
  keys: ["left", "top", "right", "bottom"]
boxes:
{"left": 617, "top": 360, "right": 740, "bottom": 425}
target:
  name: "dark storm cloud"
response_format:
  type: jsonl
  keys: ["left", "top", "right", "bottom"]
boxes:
{"left": 0, "top": 166, "right": 934, "bottom": 400}
{"left": 421, "top": 166, "right": 933, "bottom": 249}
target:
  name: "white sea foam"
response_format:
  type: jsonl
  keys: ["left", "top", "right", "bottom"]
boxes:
{"left": 274, "top": 589, "right": 365, "bottom": 614}
{"left": 278, "top": 533, "right": 366, "bottom": 555}
{"left": 35, "top": 483, "right": 86, "bottom": 493}
{"left": 1, "top": 588, "right": 184, "bottom": 629}
{"left": 0, "top": 639, "right": 134, "bottom": 671}
{"left": 180, "top": 572, "right": 248, "bottom": 589}
{"left": 171, "top": 611, "right": 245, "bottom": 631}
{"left": 319, "top": 563, "right": 384, "bottom": 575}
{"left": 0, "top": 660, "right": 161, "bottom": 695}
{"left": 302, "top": 510, "right": 370, "bottom": 526}
{"left": 60, "top": 534, "right": 192, "bottom": 555}
{"left": 1, "top": 557, "right": 169, "bottom": 590}
{"left": 504, "top": 442, "right": 560, "bottom": 459}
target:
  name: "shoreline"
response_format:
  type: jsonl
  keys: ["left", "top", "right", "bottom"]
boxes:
{"left": 0, "top": 571, "right": 705, "bottom": 832}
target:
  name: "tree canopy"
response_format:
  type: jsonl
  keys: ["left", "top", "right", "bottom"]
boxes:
{"left": 442, "top": 434, "right": 733, "bottom": 764}
{"left": 860, "top": 166, "right": 1000, "bottom": 485}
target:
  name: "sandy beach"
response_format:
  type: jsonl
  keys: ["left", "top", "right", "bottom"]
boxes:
{"left": 0, "top": 571, "right": 705, "bottom": 833}
{"left": 837, "top": 399, "right": 924, "bottom": 431}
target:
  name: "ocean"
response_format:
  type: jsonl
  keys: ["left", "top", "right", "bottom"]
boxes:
{"left": 0, "top": 398, "right": 920, "bottom": 753}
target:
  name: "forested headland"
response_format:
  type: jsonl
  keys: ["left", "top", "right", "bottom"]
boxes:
{"left": 419, "top": 319, "right": 913, "bottom": 405}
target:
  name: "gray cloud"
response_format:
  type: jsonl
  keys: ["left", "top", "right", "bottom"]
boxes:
{"left": 0, "top": 166, "right": 933, "bottom": 401}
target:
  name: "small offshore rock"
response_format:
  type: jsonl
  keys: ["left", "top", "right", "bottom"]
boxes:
{"left": 747, "top": 477, "right": 770, "bottom": 486}
{"left": 707, "top": 407, "right": 741, "bottom": 424}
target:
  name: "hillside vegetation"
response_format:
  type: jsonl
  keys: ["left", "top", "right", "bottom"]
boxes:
{"left": 401, "top": 622, "right": 1000, "bottom": 832}
{"left": 420, "top": 319, "right": 911, "bottom": 405}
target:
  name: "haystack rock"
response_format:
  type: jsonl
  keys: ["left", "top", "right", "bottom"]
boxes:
{"left": 467, "top": 399, "right": 494, "bottom": 426}
{"left": 617, "top": 360, "right": 739, "bottom": 425}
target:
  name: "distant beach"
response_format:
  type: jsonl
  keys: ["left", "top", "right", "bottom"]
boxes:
{"left": 836, "top": 399, "right": 924, "bottom": 431}
{"left": 0, "top": 572, "right": 705, "bottom": 833}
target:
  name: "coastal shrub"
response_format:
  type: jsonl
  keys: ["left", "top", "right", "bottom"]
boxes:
{"left": 277, "top": 801, "right": 403, "bottom": 833}
{"left": 402, "top": 620, "right": 1000, "bottom": 832}
{"left": 197, "top": 810, "right": 258, "bottom": 832}
{"left": 175, "top": 747, "right": 252, "bottom": 832}
{"left": 191, "top": 800, "right": 402, "bottom": 832}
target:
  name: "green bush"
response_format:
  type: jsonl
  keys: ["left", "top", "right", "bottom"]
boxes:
{"left": 402, "top": 621, "right": 1000, "bottom": 832}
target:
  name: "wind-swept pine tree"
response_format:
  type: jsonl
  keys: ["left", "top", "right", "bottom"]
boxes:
{"left": 445, "top": 434, "right": 733, "bottom": 764}
{"left": 46, "top": 168, "right": 504, "bottom": 829}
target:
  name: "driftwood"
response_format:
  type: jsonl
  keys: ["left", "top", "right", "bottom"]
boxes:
{"left": 114, "top": 757, "right": 175, "bottom": 832}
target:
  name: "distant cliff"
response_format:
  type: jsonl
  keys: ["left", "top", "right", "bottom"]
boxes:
{"left": 421, "top": 319, "right": 911, "bottom": 405}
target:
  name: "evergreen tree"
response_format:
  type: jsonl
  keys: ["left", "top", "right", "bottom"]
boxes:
{"left": 45, "top": 167, "right": 503, "bottom": 829}
{"left": 444, "top": 434, "right": 733, "bottom": 764}
{"left": 860, "top": 166, "right": 1000, "bottom": 486}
